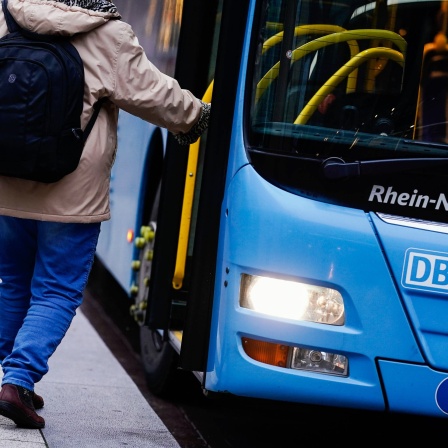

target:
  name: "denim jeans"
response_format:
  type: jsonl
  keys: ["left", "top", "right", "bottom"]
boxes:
{"left": 0, "top": 216, "right": 101, "bottom": 391}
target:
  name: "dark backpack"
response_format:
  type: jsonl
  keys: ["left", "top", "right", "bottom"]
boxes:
{"left": 0, "top": 0, "right": 104, "bottom": 183}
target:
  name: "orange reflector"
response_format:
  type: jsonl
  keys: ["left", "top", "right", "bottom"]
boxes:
{"left": 242, "top": 337, "right": 289, "bottom": 368}
{"left": 127, "top": 229, "right": 134, "bottom": 243}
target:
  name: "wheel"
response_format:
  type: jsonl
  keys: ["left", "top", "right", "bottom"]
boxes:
{"left": 133, "top": 220, "right": 180, "bottom": 396}
{"left": 133, "top": 200, "right": 183, "bottom": 396}
{"left": 140, "top": 325, "right": 179, "bottom": 396}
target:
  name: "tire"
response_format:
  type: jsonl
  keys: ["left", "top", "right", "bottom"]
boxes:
{"left": 140, "top": 325, "right": 180, "bottom": 396}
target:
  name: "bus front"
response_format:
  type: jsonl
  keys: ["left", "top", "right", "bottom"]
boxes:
{"left": 203, "top": 0, "right": 448, "bottom": 418}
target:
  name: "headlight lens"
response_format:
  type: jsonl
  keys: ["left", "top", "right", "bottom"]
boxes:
{"left": 241, "top": 337, "right": 349, "bottom": 376}
{"left": 239, "top": 274, "right": 345, "bottom": 325}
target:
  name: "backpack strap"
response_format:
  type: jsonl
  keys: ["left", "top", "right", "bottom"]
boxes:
{"left": 83, "top": 98, "right": 107, "bottom": 145}
{"left": 2, "top": 0, "right": 19, "bottom": 33}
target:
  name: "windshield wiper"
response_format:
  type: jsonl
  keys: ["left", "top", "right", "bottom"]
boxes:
{"left": 321, "top": 157, "right": 448, "bottom": 180}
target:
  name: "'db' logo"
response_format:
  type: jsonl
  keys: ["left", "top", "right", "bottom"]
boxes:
{"left": 402, "top": 248, "right": 448, "bottom": 293}
{"left": 8, "top": 74, "right": 16, "bottom": 83}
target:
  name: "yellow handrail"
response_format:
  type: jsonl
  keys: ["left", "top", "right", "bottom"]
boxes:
{"left": 172, "top": 81, "right": 214, "bottom": 290}
{"left": 294, "top": 47, "right": 404, "bottom": 125}
{"left": 256, "top": 28, "right": 406, "bottom": 102}
{"left": 256, "top": 25, "right": 347, "bottom": 102}
{"left": 262, "top": 24, "right": 346, "bottom": 54}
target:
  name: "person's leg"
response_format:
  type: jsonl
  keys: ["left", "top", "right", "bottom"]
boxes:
{"left": 0, "top": 216, "right": 42, "bottom": 428}
{"left": 1, "top": 220, "right": 101, "bottom": 390}
{"left": 0, "top": 216, "right": 36, "bottom": 366}
{"left": 0, "top": 219, "right": 100, "bottom": 428}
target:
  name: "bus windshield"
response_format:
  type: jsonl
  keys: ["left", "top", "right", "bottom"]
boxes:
{"left": 249, "top": 0, "right": 448, "bottom": 162}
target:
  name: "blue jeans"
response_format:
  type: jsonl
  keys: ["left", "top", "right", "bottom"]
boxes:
{"left": 0, "top": 216, "right": 101, "bottom": 391}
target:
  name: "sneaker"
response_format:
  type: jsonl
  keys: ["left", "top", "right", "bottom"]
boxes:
{"left": 0, "top": 384, "right": 45, "bottom": 429}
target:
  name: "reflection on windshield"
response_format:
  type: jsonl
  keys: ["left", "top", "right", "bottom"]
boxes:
{"left": 250, "top": 0, "right": 448, "bottom": 156}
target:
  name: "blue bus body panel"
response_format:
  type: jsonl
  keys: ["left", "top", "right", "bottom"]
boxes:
{"left": 379, "top": 360, "right": 448, "bottom": 416}
{"left": 204, "top": 162, "right": 431, "bottom": 412}
{"left": 96, "top": 111, "right": 159, "bottom": 292}
{"left": 371, "top": 214, "right": 448, "bottom": 371}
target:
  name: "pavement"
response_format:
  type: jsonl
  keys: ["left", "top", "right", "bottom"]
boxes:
{"left": 0, "top": 309, "right": 181, "bottom": 447}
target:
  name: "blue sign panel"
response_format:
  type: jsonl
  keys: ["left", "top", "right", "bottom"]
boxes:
{"left": 402, "top": 248, "right": 448, "bottom": 293}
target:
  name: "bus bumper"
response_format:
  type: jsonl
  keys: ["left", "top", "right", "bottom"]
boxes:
{"left": 379, "top": 359, "right": 448, "bottom": 417}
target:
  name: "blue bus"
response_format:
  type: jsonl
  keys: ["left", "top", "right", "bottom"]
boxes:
{"left": 95, "top": 0, "right": 448, "bottom": 418}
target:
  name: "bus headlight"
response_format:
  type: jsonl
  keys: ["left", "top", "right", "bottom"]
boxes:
{"left": 239, "top": 274, "right": 345, "bottom": 325}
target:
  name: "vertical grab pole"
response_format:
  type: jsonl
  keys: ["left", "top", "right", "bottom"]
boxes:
{"left": 172, "top": 81, "right": 214, "bottom": 290}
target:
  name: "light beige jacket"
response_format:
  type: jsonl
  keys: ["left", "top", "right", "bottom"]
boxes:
{"left": 0, "top": 0, "right": 202, "bottom": 223}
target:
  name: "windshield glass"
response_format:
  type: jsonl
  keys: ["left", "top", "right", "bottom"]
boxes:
{"left": 249, "top": 0, "right": 448, "bottom": 158}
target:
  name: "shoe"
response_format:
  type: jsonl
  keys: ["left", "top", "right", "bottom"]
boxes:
{"left": 0, "top": 384, "right": 45, "bottom": 429}
{"left": 32, "top": 392, "right": 44, "bottom": 410}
